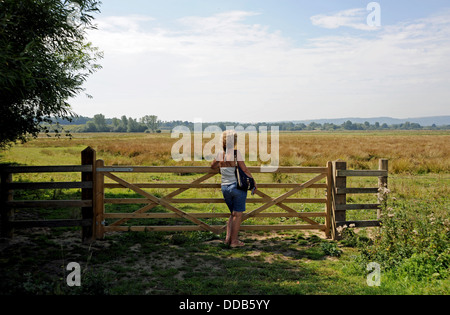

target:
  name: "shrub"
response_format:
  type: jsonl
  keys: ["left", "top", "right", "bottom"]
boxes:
{"left": 320, "top": 242, "right": 343, "bottom": 257}
{"left": 357, "top": 200, "right": 450, "bottom": 281}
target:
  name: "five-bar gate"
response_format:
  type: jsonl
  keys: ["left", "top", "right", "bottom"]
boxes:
{"left": 1, "top": 147, "right": 389, "bottom": 241}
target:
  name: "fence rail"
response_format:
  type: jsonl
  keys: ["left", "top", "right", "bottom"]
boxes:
{"left": 1, "top": 147, "right": 388, "bottom": 241}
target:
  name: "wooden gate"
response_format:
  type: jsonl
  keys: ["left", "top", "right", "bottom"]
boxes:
{"left": 1, "top": 147, "right": 389, "bottom": 241}
{"left": 93, "top": 162, "right": 332, "bottom": 239}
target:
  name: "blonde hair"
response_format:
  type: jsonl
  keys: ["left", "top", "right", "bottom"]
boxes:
{"left": 222, "top": 130, "right": 237, "bottom": 152}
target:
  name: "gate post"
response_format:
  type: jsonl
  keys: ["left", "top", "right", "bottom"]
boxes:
{"left": 332, "top": 160, "right": 347, "bottom": 240}
{"left": 1, "top": 170, "right": 13, "bottom": 238}
{"left": 81, "top": 147, "right": 96, "bottom": 242}
{"left": 94, "top": 159, "right": 105, "bottom": 239}
{"left": 377, "top": 159, "right": 389, "bottom": 219}
{"left": 325, "top": 161, "right": 332, "bottom": 239}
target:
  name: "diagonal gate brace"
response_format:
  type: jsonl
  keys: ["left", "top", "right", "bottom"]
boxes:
{"left": 217, "top": 173, "right": 327, "bottom": 232}
{"left": 104, "top": 172, "right": 220, "bottom": 234}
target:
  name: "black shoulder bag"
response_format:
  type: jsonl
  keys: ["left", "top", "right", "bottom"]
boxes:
{"left": 234, "top": 150, "right": 255, "bottom": 191}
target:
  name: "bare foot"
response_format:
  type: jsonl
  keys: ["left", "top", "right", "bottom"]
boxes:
{"left": 230, "top": 241, "right": 245, "bottom": 248}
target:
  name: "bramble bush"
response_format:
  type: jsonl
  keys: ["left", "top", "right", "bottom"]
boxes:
{"left": 356, "top": 199, "right": 450, "bottom": 281}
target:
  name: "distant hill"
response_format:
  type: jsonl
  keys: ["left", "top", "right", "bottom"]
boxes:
{"left": 286, "top": 116, "right": 450, "bottom": 126}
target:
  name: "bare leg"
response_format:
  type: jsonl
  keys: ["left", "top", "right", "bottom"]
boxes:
{"left": 225, "top": 215, "right": 232, "bottom": 244}
{"left": 230, "top": 212, "right": 244, "bottom": 247}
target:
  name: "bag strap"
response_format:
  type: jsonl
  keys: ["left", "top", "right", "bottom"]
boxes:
{"left": 234, "top": 150, "right": 241, "bottom": 185}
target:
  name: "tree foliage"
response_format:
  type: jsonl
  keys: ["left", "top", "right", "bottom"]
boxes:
{"left": 0, "top": 0, "right": 103, "bottom": 148}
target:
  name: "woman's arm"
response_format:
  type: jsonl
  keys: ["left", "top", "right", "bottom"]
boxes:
{"left": 210, "top": 152, "right": 222, "bottom": 169}
{"left": 211, "top": 159, "right": 220, "bottom": 169}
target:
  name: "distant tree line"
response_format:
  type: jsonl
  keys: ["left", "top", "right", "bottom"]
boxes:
{"left": 50, "top": 115, "right": 450, "bottom": 133}
{"left": 56, "top": 114, "right": 163, "bottom": 133}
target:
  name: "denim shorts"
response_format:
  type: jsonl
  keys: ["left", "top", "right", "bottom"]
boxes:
{"left": 221, "top": 182, "right": 247, "bottom": 213}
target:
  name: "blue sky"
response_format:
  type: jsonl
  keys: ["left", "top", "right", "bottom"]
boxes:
{"left": 71, "top": 0, "right": 450, "bottom": 122}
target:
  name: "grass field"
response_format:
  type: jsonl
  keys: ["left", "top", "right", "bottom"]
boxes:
{"left": 0, "top": 130, "right": 449, "bottom": 295}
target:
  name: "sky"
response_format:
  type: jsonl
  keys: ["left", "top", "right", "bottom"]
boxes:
{"left": 70, "top": 0, "right": 450, "bottom": 123}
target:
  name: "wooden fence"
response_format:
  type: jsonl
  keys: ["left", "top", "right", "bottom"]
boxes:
{"left": 1, "top": 147, "right": 388, "bottom": 241}
{"left": 0, "top": 147, "right": 96, "bottom": 242}
{"left": 329, "top": 159, "right": 388, "bottom": 239}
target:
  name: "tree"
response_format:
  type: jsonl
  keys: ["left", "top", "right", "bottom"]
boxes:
{"left": 121, "top": 115, "right": 128, "bottom": 128}
{"left": 84, "top": 121, "right": 97, "bottom": 132}
{"left": 93, "top": 113, "right": 108, "bottom": 132}
{"left": 141, "top": 115, "right": 160, "bottom": 133}
{"left": 111, "top": 117, "right": 121, "bottom": 131}
{"left": 343, "top": 120, "right": 355, "bottom": 130}
{"left": 0, "top": 0, "right": 103, "bottom": 149}
{"left": 127, "top": 117, "right": 142, "bottom": 133}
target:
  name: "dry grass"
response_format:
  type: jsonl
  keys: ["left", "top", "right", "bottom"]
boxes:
{"left": 2, "top": 131, "right": 449, "bottom": 174}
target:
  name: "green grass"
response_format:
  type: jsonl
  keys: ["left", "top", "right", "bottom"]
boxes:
{"left": 0, "top": 228, "right": 377, "bottom": 295}
{"left": 2, "top": 223, "right": 447, "bottom": 295}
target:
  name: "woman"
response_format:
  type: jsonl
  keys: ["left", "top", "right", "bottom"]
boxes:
{"left": 211, "top": 130, "right": 257, "bottom": 247}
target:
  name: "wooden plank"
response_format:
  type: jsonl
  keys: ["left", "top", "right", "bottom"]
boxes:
{"left": 8, "top": 200, "right": 92, "bottom": 208}
{"left": 81, "top": 147, "right": 96, "bottom": 242}
{"left": 104, "top": 224, "right": 326, "bottom": 233}
{"left": 0, "top": 165, "right": 92, "bottom": 173}
{"left": 336, "top": 220, "right": 381, "bottom": 228}
{"left": 94, "top": 159, "right": 105, "bottom": 239}
{"left": 103, "top": 212, "right": 327, "bottom": 219}
{"left": 11, "top": 219, "right": 92, "bottom": 228}
{"left": 97, "top": 166, "right": 328, "bottom": 174}
{"left": 336, "top": 187, "right": 379, "bottom": 194}
{"left": 242, "top": 173, "right": 327, "bottom": 221}
{"left": 239, "top": 224, "right": 326, "bottom": 231}
{"left": 103, "top": 172, "right": 220, "bottom": 234}
{"left": 7, "top": 181, "right": 92, "bottom": 190}
{"left": 97, "top": 166, "right": 218, "bottom": 173}
{"left": 378, "top": 159, "right": 389, "bottom": 219}
{"left": 1, "top": 172, "right": 13, "bottom": 238}
{"left": 325, "top": 161, "right": 332, "bottom": 239}
{"left": 336, "top": 170, "right": 388, "bottom": 177}
{"left": 171, "top": 198, "right": 327, "bottom": 203}
{"left": 335, "top": 204, "right": 381, "bottom": 211}
{"left": 332, "top": 160, "right": 346, "bottom": 240}
{"left": 103, "top": 197, "right": 327, "bottom": 204}
{"left": 103, "top": 183, "right": 328, "bottom": 189}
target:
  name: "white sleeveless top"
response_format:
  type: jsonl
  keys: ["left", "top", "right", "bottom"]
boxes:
{"left": 218, "top": 150, "right": 237, "bottom": 186}
{"left": 220, "top": 167, "right": 236, "bottom": 186}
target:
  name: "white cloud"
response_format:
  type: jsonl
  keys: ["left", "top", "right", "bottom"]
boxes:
{"left": 73, "top": 10, "right": 450, "bottom": 121}
{"left": 310, "top": 8, "right": 376, "bottom": 31}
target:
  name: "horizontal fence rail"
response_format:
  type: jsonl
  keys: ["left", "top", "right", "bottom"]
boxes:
{"left": 96, "top": 166, "right": 329, "bottom": 174}
{"left": 0, "top": 147, "right": 389, "bottom": 242}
